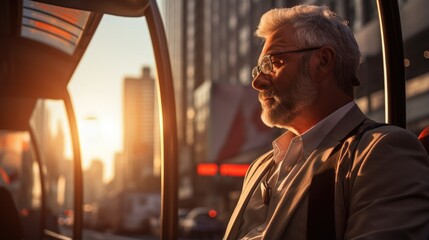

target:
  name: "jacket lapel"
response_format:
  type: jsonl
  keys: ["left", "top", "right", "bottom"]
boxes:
{"left": 224, "top": 151, "right": 274, "bottom": 239}
{"left": 263, "top": 105, "right": 367, "bottom": 239}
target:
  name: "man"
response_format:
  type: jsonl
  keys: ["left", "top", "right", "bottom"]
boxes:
{"left": 224, "top": 5, "right": 429, "bottom": 240}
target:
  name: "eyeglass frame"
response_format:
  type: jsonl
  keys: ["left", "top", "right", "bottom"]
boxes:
{"left": 251, "top": 46, "right": 322, "bottom": 79}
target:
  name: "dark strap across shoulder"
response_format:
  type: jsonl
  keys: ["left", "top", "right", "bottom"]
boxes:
{"left": 307, "top": 122, "right": 387, "bottom": 240}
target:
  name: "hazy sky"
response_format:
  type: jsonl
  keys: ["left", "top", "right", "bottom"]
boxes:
{"left": 68, "top": 14, "right": 156, "bottom": 181}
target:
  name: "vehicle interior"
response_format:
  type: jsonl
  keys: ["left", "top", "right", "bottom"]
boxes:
{"left": 0, "top": 1, "right": 428, "bottom": 240}
{"left": 0, "top": 0, "right": 178, "bottom": 239}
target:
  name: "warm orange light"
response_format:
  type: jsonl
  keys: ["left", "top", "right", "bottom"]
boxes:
{"left": 197, "top": 163, "right": 250, "bottom": 176}
{"left": 220, "top": 164, "right": 250, "bottom": 177}
{"left": 35, "top": 3, "right": 84, "bottom": 26}
{"left": 34, "top": 21, "right": 74, "bottom": 42}
{"left": 197, "top": 163, "right": 218, "bottom": 176}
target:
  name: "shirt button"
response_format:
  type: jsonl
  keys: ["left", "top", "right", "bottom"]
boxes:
{"left": 257, "top": 227, "right": 264, "bottom": 232}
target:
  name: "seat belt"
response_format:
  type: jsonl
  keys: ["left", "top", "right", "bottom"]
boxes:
{"left": 307, "top": 122, "right": 387, "bottom": 240}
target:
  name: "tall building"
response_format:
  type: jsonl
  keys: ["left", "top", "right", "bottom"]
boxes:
{"left": 123, "top": 67, "right": 159, "bottom": 191}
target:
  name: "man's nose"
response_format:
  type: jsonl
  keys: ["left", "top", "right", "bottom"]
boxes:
{"left": 252, "top": 73, "right": 270, "bottom": 91}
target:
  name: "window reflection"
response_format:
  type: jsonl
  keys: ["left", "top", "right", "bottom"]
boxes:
{"left": 30, "top": 99, "right": 74, "bottom": 238}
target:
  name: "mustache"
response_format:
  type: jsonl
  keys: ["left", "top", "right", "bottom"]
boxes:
{"left": 259, "top": 90, "right": 275, "bottom": 99}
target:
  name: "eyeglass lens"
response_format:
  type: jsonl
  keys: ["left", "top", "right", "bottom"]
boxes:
{"left": 252, "top": 55, "right": 272, "bottom": 79}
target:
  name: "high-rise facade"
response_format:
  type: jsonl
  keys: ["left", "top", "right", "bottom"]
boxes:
{"left": 123, "top": 67, "right": 159, "bottom": 191}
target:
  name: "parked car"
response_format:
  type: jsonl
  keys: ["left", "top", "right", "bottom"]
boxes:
{"left": 179, "top": 207, "right": 224, "bottom": 238}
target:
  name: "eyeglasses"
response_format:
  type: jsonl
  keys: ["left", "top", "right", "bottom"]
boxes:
{"left": 251, "top": 47, "right": 321, "bottom": 79}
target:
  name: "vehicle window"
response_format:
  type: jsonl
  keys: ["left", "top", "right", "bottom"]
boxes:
{"left": 30, "top": 99, "right": 75, "bottom": 238}
{"left": 398, "top": 0, "right": 429, "bottom": 133}
{"left": 68, "top": 14, "right": 161, "bottom": 237}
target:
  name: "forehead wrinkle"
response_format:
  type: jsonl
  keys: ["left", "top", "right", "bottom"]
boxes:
{"left": 262, "top": 25, "right": 297, "bottom": 56}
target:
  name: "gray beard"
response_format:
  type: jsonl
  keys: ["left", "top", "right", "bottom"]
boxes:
{"left": 260, "top": 63, "right": 317, "bottom": 128}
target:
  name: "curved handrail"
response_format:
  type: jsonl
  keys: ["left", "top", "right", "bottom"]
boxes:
{"left": 63, "top": 91, "right": 84, "bottom": 240}
{"left": 376, "top": 0, "right": 406, "bottom": 127}
{"left": 145, "top": 0, "right": 179, "bottom": 239}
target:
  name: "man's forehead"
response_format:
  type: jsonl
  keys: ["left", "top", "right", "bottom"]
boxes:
{"left": 261, "top": 24, "right": 297, "bottom": 54}
{"left": 272, "top": 23, "right": 295, "bottom": 38}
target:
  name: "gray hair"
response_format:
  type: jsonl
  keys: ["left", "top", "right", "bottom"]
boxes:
{"left": 256, "top": 5, "right": 361, "bottom": 97}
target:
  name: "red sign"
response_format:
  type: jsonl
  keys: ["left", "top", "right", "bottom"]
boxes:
{"left": 197, "top": 163, "right": 218, "bottom": 176}
{"left": 197, "top": 163, "right": 250, "bottom": 177}
{"left": 220, "top": 164, "right": 250, "bottom": 177}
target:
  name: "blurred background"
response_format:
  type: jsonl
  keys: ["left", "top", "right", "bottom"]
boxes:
{"left": 1, "top": 0, "right": 428, "bottom": 239}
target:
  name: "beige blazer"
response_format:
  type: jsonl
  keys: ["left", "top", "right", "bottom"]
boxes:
{"left": 224, "top": 105, "right": 429, "bottom": 240}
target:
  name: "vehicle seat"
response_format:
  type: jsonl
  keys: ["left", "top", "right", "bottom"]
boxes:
{"left": 0, "top": 187, "right": 22, "bottom": 240}
{"left": 418, "top": 126, "right": 429, "bottom": 154}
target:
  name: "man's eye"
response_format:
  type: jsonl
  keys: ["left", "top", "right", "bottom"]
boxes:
{"left": 271, "top": 60, "right": 283, "bottom": 67}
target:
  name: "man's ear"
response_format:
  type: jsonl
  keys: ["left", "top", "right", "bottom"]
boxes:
{"left": 314, "top": 46, "right": 335, "bottom": 79}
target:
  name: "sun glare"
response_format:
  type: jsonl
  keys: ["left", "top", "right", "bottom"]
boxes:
{"left": 77, "top": 115, "right": 121, "bottom": 182}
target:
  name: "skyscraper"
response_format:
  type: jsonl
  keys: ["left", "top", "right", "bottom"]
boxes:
{"left": 123, "top": 67, "right": 159, "bottom": 191}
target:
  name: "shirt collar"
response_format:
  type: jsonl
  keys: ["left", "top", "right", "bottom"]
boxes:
{"left": 272, "top": 101, "right": 356, "bottom": 163}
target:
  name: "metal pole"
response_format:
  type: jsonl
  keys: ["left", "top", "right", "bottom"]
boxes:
{"left": 63, "top": 91, "right": 84, "bottom": 240}
{"left": 376, "top": 0, "right": 406, "bottom": 127}
{"left": 145, "top": 0, "right": 179, "bottom": 239}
